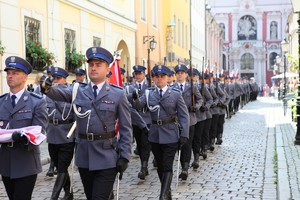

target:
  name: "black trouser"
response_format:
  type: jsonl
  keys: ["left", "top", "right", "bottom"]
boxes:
{"left": 217, "top": 114, "right": 225, "bottom": 137}
{"left": 180, "top": 125, "right": 195, "bottom": 165}
{"left": 150, "top": 142, "right": 178, "bottom": 181}
{"left": 132, "top": 125, "right": 151, "bottom": 163}
{"left": 209, "top": 114, "right": 219, "bottom": 140}
{"left": 192, "top": 120, "right": 205, "bottom": 155}
{"left": 78, "top": 167, "right": 117, "bottom": 200}
{"left": 202, "top": 118, "right": 211, "bottom": 149}
{"left": 234, "top": 96, "right": 240, "bottom": 112}
{"left": 48, "top": 142, "right": 75, "bottom": 173}
{"left": 2, "top": 174, "right": 37, "bottom": 200}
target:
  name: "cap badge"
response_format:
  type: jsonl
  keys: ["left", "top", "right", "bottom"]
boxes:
{"left": 10, "top": 57, "right": 15, "bottom": 63}
{"left": 92, "top": 48, "right": 97, "bottom": 53}
{"left": 158, "top": 65, "right": 162, "bottom": 70}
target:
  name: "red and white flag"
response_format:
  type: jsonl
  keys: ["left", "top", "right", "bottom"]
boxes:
{"left": 0, "top": 126, "right": 46, "bottom": 145}
{"left": 109, "top": 50, "right": 123, "bottom": 87}
{"left": 108, "top": 50, "right": 124, "bottom": 136}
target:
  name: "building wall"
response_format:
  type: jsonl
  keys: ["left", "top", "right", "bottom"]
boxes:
{"left": 208, "top": 0, "right": 292, "bottom": 87}
{"left": 0, "top": 0, "right": 136, "bottom": 93}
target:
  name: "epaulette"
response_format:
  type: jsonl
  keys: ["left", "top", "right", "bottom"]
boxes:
{"left": 78, "top": 82, "right": 87, "bottom": 87}
{"left": 172, "top": 88, "right": 181, "bottom": 92}
{"left": 147, "top": 87, "right": 155, "bottom": 90}
{"left": 30, "top": 92, "right": 43, "bottom": 99}
{"left": 0, "top": 93, "right": 8, "bottom": 98}
{"left": 110, "top": 84, "right": 123, "bottom": 90}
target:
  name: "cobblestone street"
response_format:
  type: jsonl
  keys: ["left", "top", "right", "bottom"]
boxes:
{"left": 1, "top": 97, "right": 299, "bottom": 199}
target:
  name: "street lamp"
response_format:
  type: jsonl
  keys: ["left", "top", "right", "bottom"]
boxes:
{"left": 294, "top": 11, "right": 300, "bottom": 144}
{"left": 281, "top": 39, "right": 289, "bottom": 115}
{"left": 143, "top": 36, "right": 157, "bottom": 87}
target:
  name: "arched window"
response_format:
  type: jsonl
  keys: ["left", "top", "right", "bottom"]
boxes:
{"left": 222, "top": 54, "right": 226, "bottom": 70}
{"left": 270, "top": 21, "right": 278, "bottom": 40}
{"left": 269, "top": 52, "right": 278, "bottom": 70}
{"left": 240, "top": 53, "right": 254, "bottom": 70}
{"left": 219, "top": 23, "right": 225, "bottom": 40}
{"left": 237, "top": 15, "right": 257, "bottom": 40}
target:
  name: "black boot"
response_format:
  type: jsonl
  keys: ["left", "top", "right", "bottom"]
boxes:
{"left": 61, "top": 173, "right": 73, "bottom": 200}
{"left": 216, "top": 133, "right": 223, "bottom": 145}
{"left": 209, "top": 138, "right": 215, "bottom": 151}
{"left": 179, "top": 162, "right": 189, "bottom": 180}
{"left": 159, "top": 172, "right": 172, "bottom": 200}
{"left": 191, "top": 153, "right": 200, "bottom": 169}
{"left": 108, "top": 190, "right": 114, "bottom": 200}
{"left": 202, "top": 148, "right": 207, "bottom": 159}
{"left": 46, "top": 160, "right": 55, "bottom": 177}
{"left": 153, "top": 158, "right": 157, "bottom": 168}
{"left": 138, "top": 161, "right": 149, "bottom": 180}
{"left": 50, "top": 173, "right": 67, "bottom": 200}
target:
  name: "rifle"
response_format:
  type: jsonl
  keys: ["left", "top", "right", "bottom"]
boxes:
{"left": 189, "top": 50, "right": 195, "bottom": 107}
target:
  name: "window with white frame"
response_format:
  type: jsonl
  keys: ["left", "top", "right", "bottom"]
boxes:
{"left": 141, "top": 0, "right": 146, "bottom": 21}
{"left": 174, "top": 15, "right": 176, "bottom": 43}
{"left": 182, "top": 22, "right": 184, "bottom": 48}
{"left": 178, "top": 19, "right": 180, "bottom": 46}
{"left": 152, "top": 0, "right": 157, "bottom": 27}
{"left": 24, "top": 17, "right": 40, "bottom": 42}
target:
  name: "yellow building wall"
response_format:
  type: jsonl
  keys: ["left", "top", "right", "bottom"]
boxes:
{"left": 134, "top": 0, "right": 163, "bottom": 71}
{"left": 162, "top": 0, "right": 190, "bottom": 67}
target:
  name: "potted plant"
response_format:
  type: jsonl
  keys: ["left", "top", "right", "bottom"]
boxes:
{"left": 26, "top": 40, "right": 56, "bottom": 71}
{"left": 0, "top": 41, "right": 5, "bottom": 56}
{"left": 65, "top": 48, "right": 85, "bottom": 72}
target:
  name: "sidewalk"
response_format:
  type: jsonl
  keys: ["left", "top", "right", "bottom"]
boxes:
{"left": 274, "top": 99, "right": 300, "bottom": 200}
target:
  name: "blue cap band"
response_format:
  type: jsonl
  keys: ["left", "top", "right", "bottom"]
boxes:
{"left": 8, "top": 62, "right": 29, "bottom": 74}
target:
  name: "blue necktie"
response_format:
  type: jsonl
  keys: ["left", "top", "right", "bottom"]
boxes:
{"left": 159, "top": 89, "right": 163, "bottom": 98}
{"left": 93, "top": 85, "right": 98, "bottom": 99}
{"left": 11, "top": 95, "right": 16, "bottom": 108}
{"left": 138, "top": 84, "right": 142, "bottom": 91}
{"left": 180, "top": 84, "right": 183, "bottom": 91}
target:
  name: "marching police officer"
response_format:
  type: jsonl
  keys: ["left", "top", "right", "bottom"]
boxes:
{"left": 132, "top": 65, "right": 189, "bottom": 199}
{"left": 173, "top": 65, "right": 202, "bottom": 180}
{"left": 47, "top": 67, "right": 75, "bottom": 200}
{"left": 74, "top": 68, "right": 86, "bottom": 83}
{"left": 0, "top": 56, "right": 48, "bottom": 200}
{"left": 42, "top": 47, "right": 132, "bottom": 200}
{"left": 126, "top": 65, "right": 152, "bottom": 180}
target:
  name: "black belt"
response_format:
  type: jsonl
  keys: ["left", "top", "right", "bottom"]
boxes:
{"left": 78, "top": 131, "right": 115, "bottom": 141}
{"left": 152, "top": 118, "right": 177, "bottom": 125}
{"left": 49, "top": 119, "right": 74, "bottom": 125}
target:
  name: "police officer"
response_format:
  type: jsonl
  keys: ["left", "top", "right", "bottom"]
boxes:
{"left": 74, "top": 68, "right": 86, "bottom": 83}
{"left": 132, "top": 65, "right": 189, "bottom": 199}
{"left": 192, "top": 71, "right": 213, "bottom": 165}
{"left": 0, "top": 56, "right": 48, "bottom": 200}
{"left": 47, "top": 67, "right": 75, "bottom": 200}
{"left": 173, "top": 65, "right": 202, "bottom": 180}
{"left": 126, "top": 65, "right": 152, "bottom": 180}
{"left": 42, "top": 47, "right": 132, "bottom": 200}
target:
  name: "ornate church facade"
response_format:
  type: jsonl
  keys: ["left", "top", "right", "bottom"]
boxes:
{"left": 209, "top": 0, "right": 292, "bottom": 86}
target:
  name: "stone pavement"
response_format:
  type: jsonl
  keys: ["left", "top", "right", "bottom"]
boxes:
{"left": 0, "top": 97, "right": 299, "bottom": 199}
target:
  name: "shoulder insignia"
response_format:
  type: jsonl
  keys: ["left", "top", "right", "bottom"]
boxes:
{"left": 172, "top": 88, "right": 181, "bottom": 92}
{"left": 110, "top": 84, "right": 123, "bottom": 90}
{"left": 30, "top": 92, "right": 43, "bottom": 99}
{"left": 78, "top": 82, "right": 87, "bottom": 87}
{"left": 0, "top": 93, "right": 8, "bottom": 98}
